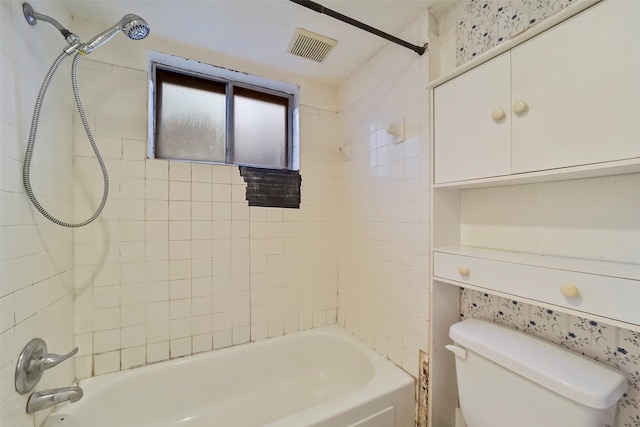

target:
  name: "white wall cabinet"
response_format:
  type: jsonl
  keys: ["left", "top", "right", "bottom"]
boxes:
{"left": 428, "top": 1, "right": 640, "bottom": 426}
{"left": 434, "top": 53, "right": 511, "bottom": 183}
{"left": 434, "top": 0, "right": 640, "bottom": 185}
{"left": 511, "top": 0, "right": 640, "bottom": 173}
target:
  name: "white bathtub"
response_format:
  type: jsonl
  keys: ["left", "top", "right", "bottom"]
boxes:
{"left": 42, "top": 325, "right": 415, "bottom": 427}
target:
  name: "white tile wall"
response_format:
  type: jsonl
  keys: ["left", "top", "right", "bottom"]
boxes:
{"left": 71, "top": 58, "right": 339, "bottom": 377}
{"left": 2, "top": 7, "right": 430, "bottom": 427}
{"left": 1, "top": 1, "right": 76, "bottom": 426}
{"left": 336, "top": 12, "right": 431, "bottom": 378}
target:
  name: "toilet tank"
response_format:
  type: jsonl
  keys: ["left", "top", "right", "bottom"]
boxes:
{"left": 448, "top": 319, "right": 627, "bottom": 427}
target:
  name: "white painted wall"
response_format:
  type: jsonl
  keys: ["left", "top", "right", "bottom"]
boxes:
{"left": 460, "top": 174, "right": 640, "bottom": 264}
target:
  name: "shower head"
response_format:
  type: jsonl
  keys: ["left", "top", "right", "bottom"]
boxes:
{"left": 122, "top": 15, "right": 150, "bottom": 40}
{"left": 22, "top": 3, "right": 149, "bottom": 54}
{"left": 79, "top": 14, "right": 150, "bottom": 55}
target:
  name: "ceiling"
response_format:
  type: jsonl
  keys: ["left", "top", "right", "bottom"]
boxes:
{"left": 61, "top": 0, "right": 432, "bottom": 85}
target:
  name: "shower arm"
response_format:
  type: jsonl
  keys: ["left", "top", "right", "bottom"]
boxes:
{"left": 23, "top": 3, "right": 81, "bottom": 53}
{"left": 23, "top": 4, "right": 76, "bottom": 40}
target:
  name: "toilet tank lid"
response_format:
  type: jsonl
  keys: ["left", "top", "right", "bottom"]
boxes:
{"left": 449, "top": 318, "right": 628, "bottom": 410}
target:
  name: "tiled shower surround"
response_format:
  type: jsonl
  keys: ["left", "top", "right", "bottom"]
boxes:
{"left": 0, "top": 5, "right": 433, "bottom": 424}
{"left": 1, "top": 2, "right": 75, "bottom": 426}
{"left": 69, "top": 7, "right": 432, "bottom": 381}
{"left": 71, "top": 60, "right": 339, "bottom": 377}
{"left": 336, "top": 12, "right": 431, "bottom": 377}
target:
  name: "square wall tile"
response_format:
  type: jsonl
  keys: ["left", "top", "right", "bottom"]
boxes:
{"left": 193, "top": 334, "right": 212, "bottom": 353}
{"left": 169, "top": 162, "right": 191, "bottom": 182}
{"left": 94, "top": 350, "right": 120, "bottom": 375}
{"left": 170, "top": 337, "right": 191, "bottom": 358}
{"left": 121, "top": 345, "right": 146, "bottom": 370}
{"left": 147, "top": 341, "right": 169, "bottom": 363}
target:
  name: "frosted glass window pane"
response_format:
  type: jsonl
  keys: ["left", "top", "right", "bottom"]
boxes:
{"left": 233, "top": 87, "right": 287, "bottom": 169}
{"left": 156, "top": 71, "right": 226, "bottom": 162}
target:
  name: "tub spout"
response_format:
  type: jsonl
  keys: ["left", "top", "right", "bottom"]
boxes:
{"left": 27, "top": 386, "right": 83, "bottom": 413}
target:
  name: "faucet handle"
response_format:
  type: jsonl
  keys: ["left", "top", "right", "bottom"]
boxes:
{"left": 15, "top": 338, "right": 79, "bottom": 394}
{"left": 30, "top": 346, "right": 79, "bottom": 372}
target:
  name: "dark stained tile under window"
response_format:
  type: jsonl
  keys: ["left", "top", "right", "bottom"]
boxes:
{"left": 239, "top": 166, "right": 301, "bottom": 209}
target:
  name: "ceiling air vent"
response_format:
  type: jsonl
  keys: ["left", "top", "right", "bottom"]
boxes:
{"left": 287, "top": 28, "right": 337, "bottom": 63}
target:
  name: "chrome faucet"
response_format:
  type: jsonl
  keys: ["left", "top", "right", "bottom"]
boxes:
{"left": 27, "top": 386, "right": 84, "bottom": 413}
{"left": 15, "top": 338, "right": 78, "bottom": 394}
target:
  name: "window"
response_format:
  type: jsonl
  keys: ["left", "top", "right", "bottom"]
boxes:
{"left": 154, "top": 68, "right": 227, "bottom": 163}
{"left": 232, "top": 86, "right": 289, "bottom": 169}
{"left": 149, "top": 52, "right": 299, "bottom": 171}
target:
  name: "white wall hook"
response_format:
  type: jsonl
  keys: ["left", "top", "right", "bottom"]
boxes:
{"left": 385, "top": 118, "right": 405, "bottom": 144}
{"left": 336, "top": 145, "right": 351, "bottom": 161}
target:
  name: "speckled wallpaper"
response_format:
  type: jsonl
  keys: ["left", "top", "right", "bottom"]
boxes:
{"left": 454, "top": 0, "right": 576, "bottom": 66}
{"left": 460, "top": 289, "right": 640, "bottom": 427}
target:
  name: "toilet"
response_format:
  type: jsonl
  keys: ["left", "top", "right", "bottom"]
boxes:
{"left": 446, "top": 318, "right": 628, "bottom": 427}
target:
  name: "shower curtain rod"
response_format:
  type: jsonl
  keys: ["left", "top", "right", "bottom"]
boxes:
{"left": 288, "top": 0, "right": 427, "bottom": 56}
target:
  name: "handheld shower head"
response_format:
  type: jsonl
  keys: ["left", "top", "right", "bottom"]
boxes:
{"left": 79, "top": 14, "right": 150, "bottom": 55}
{"left": 122, "top": 15, "right": 150, "bottom": 40}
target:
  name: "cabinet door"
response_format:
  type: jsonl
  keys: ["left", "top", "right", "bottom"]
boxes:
{"left": 511, "top": 0, "right": 640, "bottom": 173}
{"left": 434, "top": 53, "right": 511, "bottom": 183}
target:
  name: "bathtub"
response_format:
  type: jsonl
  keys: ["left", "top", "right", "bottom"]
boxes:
{"left": 41, "top": 325, "right": 415, "bottom": 427}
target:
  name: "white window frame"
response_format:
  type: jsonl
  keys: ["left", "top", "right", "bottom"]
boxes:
{"left": 147, "top": 51, "right": 300, "bottom": 170}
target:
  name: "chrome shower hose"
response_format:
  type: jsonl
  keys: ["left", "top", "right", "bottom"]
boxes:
{"left": 23, "top": 52, "right": 109, "bottom": 228}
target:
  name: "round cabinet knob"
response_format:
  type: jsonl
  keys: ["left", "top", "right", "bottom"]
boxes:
{"left": 458, "top": 266, "right": 470, "bottom": 276}
{"left": 561, "top": 284, "right": 580, "bottom": 298}
{"left": 512, "top": 101, "right": 529, "bottom": 115}
{"left": 491, "top": 109, "right": 506, "bottom": 121}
